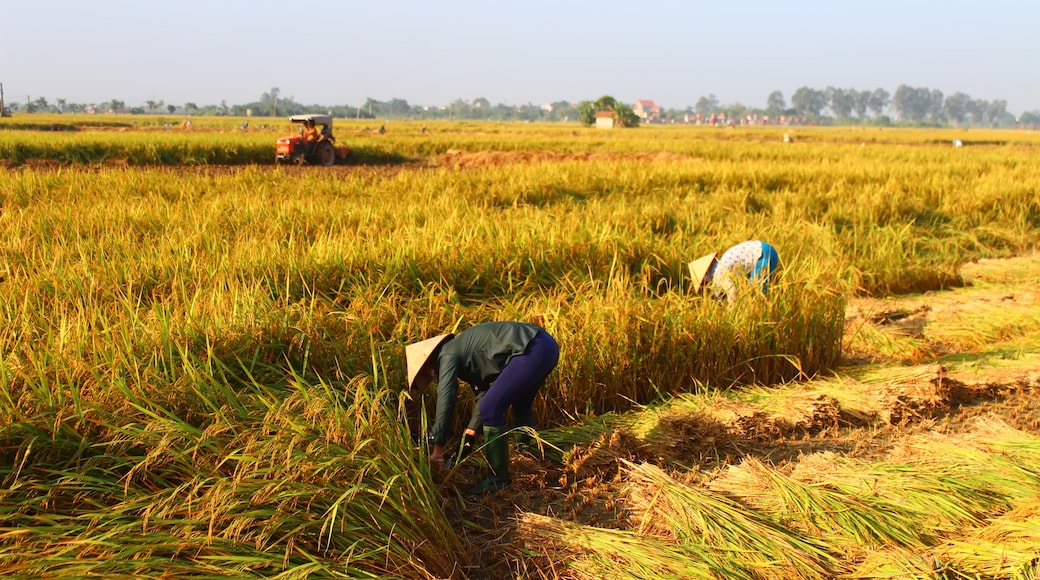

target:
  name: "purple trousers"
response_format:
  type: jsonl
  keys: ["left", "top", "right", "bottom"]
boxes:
{"left": 479, "top": 331, "right": 559, "bottom": 428}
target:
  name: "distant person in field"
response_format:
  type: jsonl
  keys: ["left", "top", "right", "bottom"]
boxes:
{"left": 301, "top": 119, "right": 321, "bottom": 155}
{"left": 689, "top": 240, "right": 781, "bottom": 303}
{"left": 303, "top": 119, "right": 320, "bottom": 142}
{"left": 406, "top": 321, "right": 560, "bottom": 494}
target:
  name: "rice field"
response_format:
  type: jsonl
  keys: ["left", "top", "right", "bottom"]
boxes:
{"left": 1, "top": 116, "right": 1039, "bottom": 578}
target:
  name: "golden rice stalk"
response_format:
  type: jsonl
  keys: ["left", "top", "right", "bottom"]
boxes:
{"left": 926, "top": 498, "right": 1040, "bottom": 578}
{"left": 847, "top": 546, "right": 947, "bottom": 579}
{"left": 624, "top": 462, "right": 836, "bottom": 579}
{"left": 895, "top": 419, "right": 1040, "bottom": 499}
{"left": 716, "top": 458, "right": 931, "bottom": 551}
{"left": 517, "top": 512, "right": 722, "bottom": 580}
{"left": 784, "top": 452, "right": 1002, "bottom": 531}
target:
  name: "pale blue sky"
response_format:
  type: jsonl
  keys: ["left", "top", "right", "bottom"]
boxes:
{"left": 3, "top": 0, "right": 1038, "bottom": 114}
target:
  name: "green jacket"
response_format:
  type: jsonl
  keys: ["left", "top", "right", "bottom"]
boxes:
{"left": 429, "top": 321, "right": 542, "bottom": 445}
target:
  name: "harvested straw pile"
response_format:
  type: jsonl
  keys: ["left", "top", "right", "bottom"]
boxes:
{"left": 521, "top": 417, "right": 1040, "bottom": 579}
{"left": 623, "top": 462, "right": 836, "bottom": 579}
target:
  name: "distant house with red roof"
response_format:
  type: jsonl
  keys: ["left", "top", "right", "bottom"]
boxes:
{"left": 633, "top": 99, "right": 662, "bottom": 122}
{"left": 594, "top": 110, "right": 615, "bottom": 129}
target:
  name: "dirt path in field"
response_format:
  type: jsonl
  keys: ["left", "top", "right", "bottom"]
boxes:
{"left": 431, "top": 149, "right": 699, "bottom": 169}
{"left": 449, "top": 254, "right": 1040, "bottom": 579}
{"left": 5, "top": 149, "right": 695, "bottom": 174}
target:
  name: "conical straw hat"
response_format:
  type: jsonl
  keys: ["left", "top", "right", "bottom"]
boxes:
{"left": 688, "top": 252, "right": 718, "bottom": 292}
{"left": 405, "top": 334, "right": 451, "bottom": 390}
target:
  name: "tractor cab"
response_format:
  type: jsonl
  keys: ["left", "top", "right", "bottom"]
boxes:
{"left": 296, "top": 114, "right": 333, "bottom": 140}
{"left": 275, "top": 114, "right": 350, "bottom": 166}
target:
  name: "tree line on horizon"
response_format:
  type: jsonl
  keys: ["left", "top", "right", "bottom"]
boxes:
{"left": 5, "top": 84, "right": 1038, "bottom": 128}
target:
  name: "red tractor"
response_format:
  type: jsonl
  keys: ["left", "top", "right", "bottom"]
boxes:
{"left": 275, "top": 114, "right": 350, "bottom": 166}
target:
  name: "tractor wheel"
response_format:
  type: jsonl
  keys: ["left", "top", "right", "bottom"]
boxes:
{"left": 316, "top": 141, "right": 336, "bottom": 166}
{"left": 293, "top": 152, "right": 307, "bottom": 166}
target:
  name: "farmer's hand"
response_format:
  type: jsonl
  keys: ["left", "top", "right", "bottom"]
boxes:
{"left": 458, "top": 430, "right": 477, "bottom": 460}
{"left": 430, "top": 444, "right": 447, "bottom": 478}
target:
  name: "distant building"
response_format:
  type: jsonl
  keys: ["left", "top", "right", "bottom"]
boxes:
{"left": 594, "top": 110, "right": 615, "bottom": 129}
{"left": 633, "top": 99, "right": 662, "bottom": 122}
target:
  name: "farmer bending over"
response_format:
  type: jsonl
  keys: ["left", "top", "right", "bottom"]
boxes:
{"left": 689, "top": 240, "right": 781, "bottom": 302}
{"left": 406, "top": 321, "right": 560, "bottom": 494}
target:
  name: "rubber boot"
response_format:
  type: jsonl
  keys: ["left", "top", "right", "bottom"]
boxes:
{"left": 468, "top": 426, "right": 511, "bottom": 494}
{"left": 514, "top": 413, "right": 535, "bottom": 449}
